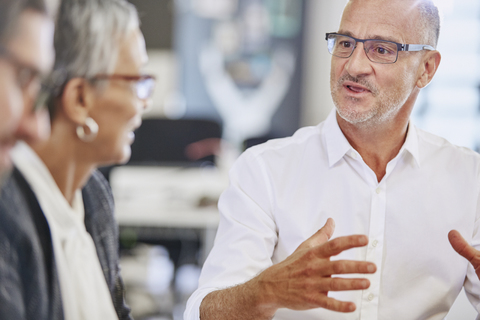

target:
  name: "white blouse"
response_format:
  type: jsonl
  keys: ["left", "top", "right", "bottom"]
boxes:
{"left": 12, "top": 142, "right": 118, "bottom": 320}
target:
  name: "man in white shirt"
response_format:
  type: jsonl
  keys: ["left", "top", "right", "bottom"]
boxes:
{"left": 185, "top": 0, "right": 480, "bottom": 319}
{"left": 0, "top": 0, "right": 55, "bottom": 179}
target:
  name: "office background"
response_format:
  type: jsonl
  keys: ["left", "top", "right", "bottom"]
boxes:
{"left": 114, "top": 1, "right": 480, "bottom": 319}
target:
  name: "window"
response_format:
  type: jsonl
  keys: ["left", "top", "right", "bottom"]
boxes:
{"left": 411, "top": 0, "right": 480, "bottom": 151}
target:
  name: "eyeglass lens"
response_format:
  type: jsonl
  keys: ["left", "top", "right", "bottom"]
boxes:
{"left": 328, "top": 34, "right": 398, "bottom": 64}
{"left": 17, "top": 67, "right": 42, "bottom": 90}
{"left": 16, "top": 66, "right": 48, "bottom": 111}
{"left": 136, "top": 77, "right": 155, "bottom": 100}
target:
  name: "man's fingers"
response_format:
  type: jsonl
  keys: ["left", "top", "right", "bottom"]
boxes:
{"left": 320, "top": 277, "right": 371, "bottom": 292}
{"left": 316, "top": 296, "right": 356, "bottom": 313}
{"left": 298, "top": 218, "right": 336, "bottom": 250}
{"left": 319, "top": 260, "right": 377, "bottom": 276}
{"left": 448, "top": 230, "right": 479, "bottom": 264}
{"left": 315, "top": 234, "right": 369, "bottom": 257}
{"left": 321, "top": 218, "right": 335, "bottom": 240}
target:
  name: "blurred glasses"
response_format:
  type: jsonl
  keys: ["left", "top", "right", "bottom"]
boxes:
{"left": 91, "top": 74, "right": 157, "bottom": 100}
{"left": 0, "top": 44, "right": 50, "bottom": 111}
{"left": 325, "top": 32, "right": 435, "bottom": 64}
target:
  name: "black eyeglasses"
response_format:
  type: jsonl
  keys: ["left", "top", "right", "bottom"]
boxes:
{"left": 325, "top": 33, "right": 435, "bottom": 64}
{"left": 0, "top": 44, "right": 50, "bottom": 111}
{"left": 90, "top": 74, "right": 156, "bottom": 100}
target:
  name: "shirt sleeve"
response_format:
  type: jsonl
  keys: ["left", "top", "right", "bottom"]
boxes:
{"left": 184, "top": 148, "right": 278, "bottom": 320}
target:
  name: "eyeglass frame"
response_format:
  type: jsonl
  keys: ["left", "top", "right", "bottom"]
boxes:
{"left": 0, "top": 43, "right": 50, "bottom": 111}
{"left": 89, "top": 74, "right": 156, "bottom": 100}
{"left": 325, "top": 32, "right": 435, "bottom": 64}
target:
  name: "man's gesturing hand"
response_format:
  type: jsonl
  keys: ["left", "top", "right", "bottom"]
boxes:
{"left": 254, "top": 218, "right": 376, "bottom": 314}
{"left": 448, "top": 230, "right": 480, "bottom": 279}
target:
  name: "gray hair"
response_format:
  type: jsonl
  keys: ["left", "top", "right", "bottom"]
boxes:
{"left": 47, "top": 0, "right": 139, "bottom": 118}
{"left": 416, "top": 0, "right": 441, "bottom": 48}
{"left": 0, "top": 0, "right": 58, "bottom": 44}
{"left": 53, "top": 0, "right": 139, "bottom": 79}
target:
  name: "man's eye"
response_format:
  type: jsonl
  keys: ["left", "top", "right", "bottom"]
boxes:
{"left": 370, "top": 43, "right": 396, "bottom": 55}
{"left": 376, "top": 47, "right": 388, "bottom": 54}
{"left": 340, "top": 41, "right": 353, "bottom": 48}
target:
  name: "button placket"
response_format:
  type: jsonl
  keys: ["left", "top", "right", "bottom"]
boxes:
{"left": 359, "top": 183, "right": 387, "bottom": 319}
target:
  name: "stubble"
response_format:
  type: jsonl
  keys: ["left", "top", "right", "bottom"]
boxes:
{"left": 331, "top": 70, "right": 414, "bottom": 128}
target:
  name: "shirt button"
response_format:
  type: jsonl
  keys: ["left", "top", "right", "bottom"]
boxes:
{"left": 368, "top": 293, "right": 375, "bottom": 301}
{"left": 375, "top": 187, "right": 381, "bottom": 194}
{"left": 352, "top": 152, "right": 357, "bottom": 159}
{"left": 372, "top": 240, "right": 378, "bottom": 247}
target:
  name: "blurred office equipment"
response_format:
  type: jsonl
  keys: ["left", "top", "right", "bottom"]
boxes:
{"left": 118, "top": 117, "right": 223, "bottom": 267}
{"left": 111, "top": 162, "right": 227, "bottom": 320}
{"left": 110, "top": 117, "right": 225, "bottom": 319}
{"left": 174, "top": 0, "right": 305, "bottom": 148}
{"left": 128, "top": 0, "right": 173, "bottom": 50}
{"left": 128, "top": 118, "right": 222, "bottom": 166}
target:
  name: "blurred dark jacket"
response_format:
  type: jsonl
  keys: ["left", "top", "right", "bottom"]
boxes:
{"left": 0, "top": 168, "right": 132, "bottom": 320}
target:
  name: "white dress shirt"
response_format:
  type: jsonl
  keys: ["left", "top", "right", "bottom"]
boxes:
{"left": 185, "top": 110, "right": 480, "bottom": 320}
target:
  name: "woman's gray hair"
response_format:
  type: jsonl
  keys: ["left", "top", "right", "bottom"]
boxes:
{"left": 54, "top": 0, "right": 139, "bottom": 79}
{"left": 48, "top": 0, "right": 139, "bottom": 117}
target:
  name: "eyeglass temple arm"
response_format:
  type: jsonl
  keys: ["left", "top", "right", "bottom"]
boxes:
{"left": 401, "top": 44, "right": 435, "bottom": 52}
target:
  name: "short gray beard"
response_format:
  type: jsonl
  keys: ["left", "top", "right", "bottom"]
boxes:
{"left": 331, "top": 72, "right": 412, "bottom": 129}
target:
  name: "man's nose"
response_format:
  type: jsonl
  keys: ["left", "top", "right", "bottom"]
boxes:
{"left": 345, "top": 43, "right": 374, "bottom": 78}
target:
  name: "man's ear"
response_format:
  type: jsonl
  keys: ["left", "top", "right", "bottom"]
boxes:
{"left": 60, "top": 78, "right": 95, "bottom": 124}
{"left": 416, "top": 50, "right": 441, "bottom": 89}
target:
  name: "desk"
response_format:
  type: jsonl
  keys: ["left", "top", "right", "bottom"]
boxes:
{"left": 110, "top": 165, "right": 228, "bottom": 263}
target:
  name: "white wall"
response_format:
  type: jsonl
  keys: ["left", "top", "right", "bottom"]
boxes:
{"left": 300, "top": 0, "right": 345, "bottom": 127}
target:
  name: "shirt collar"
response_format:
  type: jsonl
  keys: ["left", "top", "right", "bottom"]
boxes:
{"left": 400, "top": 122, "right": 421, "bottom": 167}
{"left": 323, "top": 109, "right": 421, "bottom": 168}
{"left": 324, "top": 109, "right": 354, "bottom": 167}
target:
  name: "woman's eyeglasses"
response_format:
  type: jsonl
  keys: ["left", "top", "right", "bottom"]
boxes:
{"left": 90, "top": 74, "right": 157, "bottom": 100}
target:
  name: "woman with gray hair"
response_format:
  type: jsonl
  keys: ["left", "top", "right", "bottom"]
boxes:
{"left": 0, "top": 0, "right": 156, "bottom": 319}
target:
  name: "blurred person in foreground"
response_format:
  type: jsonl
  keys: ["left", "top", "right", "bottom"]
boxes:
{"left": 186, "top": 0, "right": 480, "bottom": 319}
{"left": 0, "top": 0, "right": 156, "bottom": 319}
{"left": 0, "top": 0, "right": 56, "bottom": 182}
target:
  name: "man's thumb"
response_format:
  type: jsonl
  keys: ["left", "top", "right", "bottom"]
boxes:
{"left": 298, "top": 218, "right": 335, "bottom": 250}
